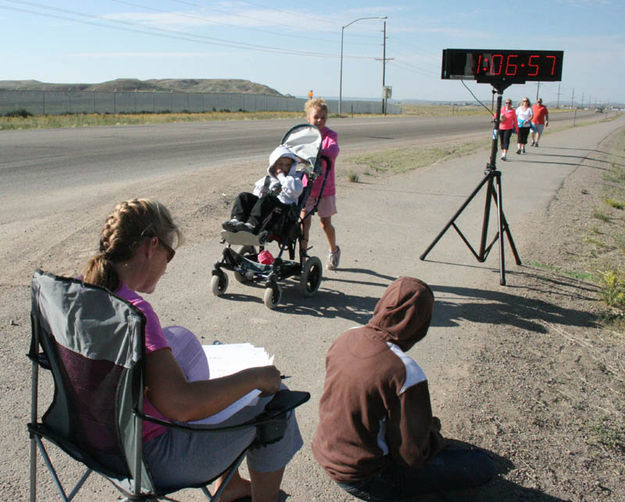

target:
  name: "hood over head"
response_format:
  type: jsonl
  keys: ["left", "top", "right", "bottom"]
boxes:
{"left": 268, "top": 145, "right": 298, "bottom": 173}
{"left": 367, "top": 276, "right": 434, "bottom": 351}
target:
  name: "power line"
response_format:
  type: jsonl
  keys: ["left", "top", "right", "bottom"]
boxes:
{"left": 223, "top": 0, "right": 337, "bottom": 31}
{"left": 109, "top": 0, "right": 338, "bottom": 46}
{"left": 390, "top": 59, "right": 437, "bottom": 78}
{"left": 0, "top": 0, "right": 356, "bottom": 59}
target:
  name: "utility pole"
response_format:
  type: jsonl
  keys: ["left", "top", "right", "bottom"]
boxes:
{"left": 382, "top": 20, "right": 387, "bottom": 115}
{"left": 375, "top": 20, "right": 393, "bottom": 115}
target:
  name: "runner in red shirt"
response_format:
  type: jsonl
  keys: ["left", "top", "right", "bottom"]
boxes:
{"left": 531, "top": 98, "right": 549, "bottom": 147}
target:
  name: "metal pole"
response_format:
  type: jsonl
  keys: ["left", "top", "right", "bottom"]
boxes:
{"left": 338, "top": 16, "right": 387, "bottom": 118}
{"left": 339, "top": 26, "right": 344, "bottom": 116}
{"left": 382, "top": 20, "right": 386, "bottom": 115}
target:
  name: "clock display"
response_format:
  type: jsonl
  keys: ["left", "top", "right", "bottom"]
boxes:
{"left": 442, "top": 49, "right": 563, "bottom": 84}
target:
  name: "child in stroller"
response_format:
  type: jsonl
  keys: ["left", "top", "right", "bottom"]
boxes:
{"left": 211, "top": 123, "right": 328, "bottom": 309}
{"left": 222, "top": 146, "right": 303, "bottom": 234}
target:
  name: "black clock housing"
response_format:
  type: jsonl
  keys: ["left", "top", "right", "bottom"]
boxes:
{"left": 442, "top": 49, "right": 563, "bottom": 84}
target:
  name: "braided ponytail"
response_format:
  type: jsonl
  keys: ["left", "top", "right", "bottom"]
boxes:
{"left": 83, "top": 199, "right": 181, "bottom": 291}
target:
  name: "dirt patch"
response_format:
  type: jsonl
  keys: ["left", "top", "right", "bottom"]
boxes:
{"left": 439, "top": 131, "right": 625, "bottom": 501}
{"left": 4, "top": 118, "right": 625, "bottom": 501}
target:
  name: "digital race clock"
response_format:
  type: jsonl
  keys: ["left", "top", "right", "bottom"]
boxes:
{"left": 441, "top": 49, "right": 563, "bottom": 84}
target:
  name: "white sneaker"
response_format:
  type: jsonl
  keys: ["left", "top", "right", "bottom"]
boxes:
{"left": 239, "top": 222, "right": 256, "bottom": 233}
{"left": 326, "top": 246, "right": 341, "bottom": 270}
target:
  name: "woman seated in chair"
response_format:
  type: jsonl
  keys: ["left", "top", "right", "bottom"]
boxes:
{"left": 82, "top": 198, "right": 303, "bottom": 502}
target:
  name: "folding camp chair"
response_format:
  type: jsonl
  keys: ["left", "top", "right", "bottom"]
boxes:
{"left": 28, "top": 269, "right": 309, "bottom": 501}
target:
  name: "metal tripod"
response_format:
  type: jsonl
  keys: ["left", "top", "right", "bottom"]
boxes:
{"left": 419, "top": 86, "right": 521, "bottom": 285}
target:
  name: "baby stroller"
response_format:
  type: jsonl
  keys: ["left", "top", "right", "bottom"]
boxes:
{"left": 211, "top": 123, "right": 330, "bottom": 309}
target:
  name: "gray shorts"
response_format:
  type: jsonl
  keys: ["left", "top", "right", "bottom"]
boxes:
{"left": 144, "top": 396, "right": 303, "bottom": 490}
{"left": 143, "top": 326, "right": 303, "bottom": 490}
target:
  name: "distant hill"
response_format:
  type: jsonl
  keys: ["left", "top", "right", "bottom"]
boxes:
{"left": 0, "top": 78, "right": 284, "bottom": 96}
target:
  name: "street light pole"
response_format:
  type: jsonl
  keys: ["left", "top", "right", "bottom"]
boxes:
{"left": 339, "top": 16, "right": 387, "bottom": 117}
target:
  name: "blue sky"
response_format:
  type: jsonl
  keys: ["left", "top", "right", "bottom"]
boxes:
{"left": 1, "top": 0, "right": 624, "bottom": 104}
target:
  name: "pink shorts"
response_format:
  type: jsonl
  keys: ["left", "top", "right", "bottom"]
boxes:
{"left": 304, "top": 194, "right": 337, "bottom": 218}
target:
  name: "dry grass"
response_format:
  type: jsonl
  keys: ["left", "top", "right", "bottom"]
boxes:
{"left": 0, "top": 110, "right": 306, "bottom": 130}
{"left": 401, "top": 104, "right": 486, "bottom": 117}
{"left": 345, "top": 139, "right": 490, "bottom": 179}
{"left": 1, "top": 105, "right": 492, "bottom": 130}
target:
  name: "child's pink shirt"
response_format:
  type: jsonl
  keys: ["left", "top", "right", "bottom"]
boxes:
{"left": 309, "top": 126, "right": 339, "bottom": 198}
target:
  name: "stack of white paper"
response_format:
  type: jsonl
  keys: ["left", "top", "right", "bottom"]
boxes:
{"left": 191, "top": 343, "right": 274, "bottom": 425}
{"left": 202, "top": 343, "right": 274, "bottom": 378}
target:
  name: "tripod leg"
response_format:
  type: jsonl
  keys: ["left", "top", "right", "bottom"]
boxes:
{"left": 494, "top": 171, "right": 506, "bottom": 285}
{"left": 477, "top": 174, "right": 494, "bottom": 262}
{"left": 501, "top": 212, "right": 522, "bottom": 265}
{"left": 420, "top": 173, "right": 491, "bottom": 261}
{"left": 491, "top": 174, "right": 522, "bottom": 267}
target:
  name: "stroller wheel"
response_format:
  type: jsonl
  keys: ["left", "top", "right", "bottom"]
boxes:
{"left": 299, "top": 256, "right": 322, "bottom": 297}
{"left": 263, "top": 282, "right": 282, "bottom": 310}
{"left": 210, "top": 270, "right": 229, "bottom": 296}
{"left": 233, "top": 270, "right": 248, "bottom": 284}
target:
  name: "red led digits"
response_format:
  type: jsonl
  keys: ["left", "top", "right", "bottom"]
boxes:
{"left": 491, "top": 54, "right": 503, "bottom": 75}
{"left": 442, "top": 49, "right": 563, "bottom": 83}
{"left": 505, "top": 54, "right": 518, "bottom": 76}
{"left": 528, "top": 55, "right": 539, "bottom": 76}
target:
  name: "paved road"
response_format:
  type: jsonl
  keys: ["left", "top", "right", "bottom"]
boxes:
{"left": 0, "top": 111, "right": 589, "bottom": 206}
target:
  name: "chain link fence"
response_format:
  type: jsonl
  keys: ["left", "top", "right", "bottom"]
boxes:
{"left": 0, "top": 90, "right": 401, "bottom": 115}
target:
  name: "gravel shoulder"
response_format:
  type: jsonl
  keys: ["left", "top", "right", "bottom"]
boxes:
{"left": 439, "top": 123, "right": 625, "bottom": 501}
{"left": 1, "top": 115, "right": 624, "bottom": 501}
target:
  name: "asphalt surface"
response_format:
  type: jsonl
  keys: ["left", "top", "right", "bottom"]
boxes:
{"left": 0, "top": 111, "right": 590, "bottom": 211}
{"left": 0, "top": 109, "right": 617, "bottom": 501}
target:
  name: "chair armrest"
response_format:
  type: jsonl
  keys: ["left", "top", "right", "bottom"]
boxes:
{"left": 248, "top": 390, "right": 311, "bottom": 445}
{"left": 140, "top": 389, "right": 310, "bottom": 433}
{"left": 256, "top": 390, "right": 310, "bottom": 420}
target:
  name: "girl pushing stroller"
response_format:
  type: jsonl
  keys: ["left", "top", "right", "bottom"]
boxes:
{"left": 211, "top": 123, "right": 326, "bottom": 309}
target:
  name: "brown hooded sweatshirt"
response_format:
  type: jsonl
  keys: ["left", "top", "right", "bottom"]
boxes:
{"left": 312, "top": 277, "right": 443, "bottom": 483}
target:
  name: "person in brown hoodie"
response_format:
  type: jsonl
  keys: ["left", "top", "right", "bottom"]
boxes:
{"left": 312, "top": 277, "right": 494, "bottom": 501}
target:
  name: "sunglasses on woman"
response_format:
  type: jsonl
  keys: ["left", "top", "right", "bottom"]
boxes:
{"left": 157, "top": 237, "right": 176, "bottom": 262}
